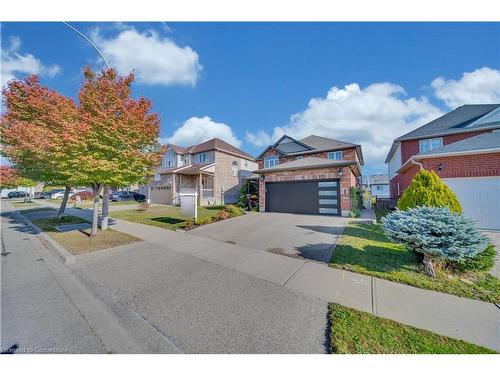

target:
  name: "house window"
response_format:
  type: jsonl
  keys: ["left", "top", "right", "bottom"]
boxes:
{"left": 376, "top": 185, "right": 382, "bottom": 191}
{"left": 264, "top": 155, "right": 279, "bottom": 168}
{"left": 198, "top": 153, "right": 207, "bottom": 163}
{"left": 231, "top": 161, "right": 238, "bottom": 176}
{"left": 164, "top": 153, "right": 175, "bottom": 167}
{"left": 419, "top": 138, "right": 443, "bottom": 153}
{"left": 327, "top": 151, "right": 343, "bottom": 160}
{"left": 296, "top": 156, "right": 304, "bottom": 160}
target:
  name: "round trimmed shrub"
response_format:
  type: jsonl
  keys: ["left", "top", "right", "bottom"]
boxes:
{"left": 397, "top": 169, "right": 462, "bottom": 213}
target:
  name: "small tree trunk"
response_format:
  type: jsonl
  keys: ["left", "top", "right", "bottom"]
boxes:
{"left": 422, "top": 252, "right": 436, "bottom": 278}
{"left": 100, "top": 185, "right": 110, "bottom": 230}
{"left": 57, "top": 186, "right": 72, "bottom": 219}
{"left": 90, "top": 184, "right": 101, "bottom": 237}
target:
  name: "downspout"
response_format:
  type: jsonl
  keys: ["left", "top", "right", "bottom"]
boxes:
{"left": 409, "top": 157, "right": 424, "bottom": 170}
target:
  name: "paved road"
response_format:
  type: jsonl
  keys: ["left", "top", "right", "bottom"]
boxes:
{"left": 0, "top": 203, "right": 179, "bottom": 354}
{"left": 0, "top": 207, "right": 106, "bottom": 354}
{"left": 190, "top": 212, "right": 348, "bottom": 262}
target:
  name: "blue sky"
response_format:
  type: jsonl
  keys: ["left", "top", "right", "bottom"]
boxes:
{"left": 1, "top": 22, "right": 499, "bottom": 174}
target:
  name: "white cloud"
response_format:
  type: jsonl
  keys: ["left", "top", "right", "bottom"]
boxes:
{"left": 1, "top": 36, "right": 60, "bottom": 87}
{"left": 163, "top": 116, "right": 242, "bottom": 148}
{"left": 246, "top": 82, "right": 443, "bottom": 171}
{"left": 92, "top": 26, "right": 202, "bottom": 86}
{"left": 431, "top": 67, "right": 500, "bottom": 109}
{"left": 245, "top": 130, "right": 273, "bottom": 148}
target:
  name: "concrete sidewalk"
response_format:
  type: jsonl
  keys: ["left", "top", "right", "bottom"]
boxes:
{"left": 35, "top": 201, "right": 500, "bottom": 350}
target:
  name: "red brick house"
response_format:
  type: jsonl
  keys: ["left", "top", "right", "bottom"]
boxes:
{"left": 253, "top": 135, "right": 363, "bottom": 216}
{"left": 385, "top": 104, "right": 500, "bottom": 229}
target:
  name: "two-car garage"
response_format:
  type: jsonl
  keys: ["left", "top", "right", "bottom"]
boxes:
{"left": 265, "top": 179, "right": 341, "bottom": 216}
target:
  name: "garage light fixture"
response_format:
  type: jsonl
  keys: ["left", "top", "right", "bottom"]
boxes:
{"left": 338, "top": 168, "right": 344, "bottom": 179}
{"left": 438, "top": 163, "right": 443, "bottom": 171}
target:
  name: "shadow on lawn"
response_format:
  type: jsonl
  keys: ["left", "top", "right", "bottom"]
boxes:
{"left": 150, "top": 216, "right": 185, "bottom": 225}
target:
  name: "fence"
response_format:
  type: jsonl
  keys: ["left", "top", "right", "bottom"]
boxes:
{"left": 374, "top": 197, "right": 398, "bottom": 211}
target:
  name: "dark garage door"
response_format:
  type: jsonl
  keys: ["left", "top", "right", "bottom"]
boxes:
{"left": 266, "top": 179, "right": 340, "bottom": 215}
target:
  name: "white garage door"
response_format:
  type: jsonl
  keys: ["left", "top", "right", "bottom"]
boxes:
{"left": 443, "top": 177, "right": 500, "bottom": 230}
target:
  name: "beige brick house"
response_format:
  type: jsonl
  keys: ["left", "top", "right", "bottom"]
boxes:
{"left": 140, "top": 138, "right": 257, "bottom": 206}
{"left": 254, "top": 135, "right": 363, "bottom": 216}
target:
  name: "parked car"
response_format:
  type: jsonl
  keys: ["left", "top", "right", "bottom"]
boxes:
{"left": 34, "top": 192, "right": 45, "bottom": 199}
{"left": 7, "top": 191, "right": 28, "bottom": 198}
{"left": 132, "top": 192, "right": 146, "bottom": 202}
{"left": 70, "top": 191, "right": 93, "bottom": 201}
{"left": 43, "top": 189, "right": 70, "bottom": 199}
{"left": 110, "top": 191, "right": 134, "bottom": 201}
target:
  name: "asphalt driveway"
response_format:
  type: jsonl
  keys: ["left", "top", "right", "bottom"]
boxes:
{"left": 189, "top": 212, "right": 348, "bottom": 262}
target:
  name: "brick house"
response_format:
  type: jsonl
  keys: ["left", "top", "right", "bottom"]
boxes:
{"left": 140, "top": 138, "right": 257, "bottom": 206}
{"left": 253, "top": 135, "right": 364, "bottom": 216}
{"left": 385, "top": 104, "right": 500, "bottom": 229}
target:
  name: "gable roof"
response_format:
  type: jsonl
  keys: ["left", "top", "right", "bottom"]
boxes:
{"left": 385, "top": 104, "right": 500, "bottom": 163}
{"left": 397, "top": 104, "right": 500, "bottom": 141}
{"left": 166, "top": 138, "right": 254, "bottom": 160}
{"left": 300, "top": 135, "right": 357, "bottom": 150}
{"left": 256, "top": 134, "right": 364, "bottom": 165}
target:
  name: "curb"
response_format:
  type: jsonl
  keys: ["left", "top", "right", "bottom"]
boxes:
{"left": 10, "top": 209, "right": 77, "bottom": 265}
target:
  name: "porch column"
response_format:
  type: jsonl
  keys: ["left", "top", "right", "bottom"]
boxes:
{"left": 198, "top": 172, "right": 203, "bottom": 206}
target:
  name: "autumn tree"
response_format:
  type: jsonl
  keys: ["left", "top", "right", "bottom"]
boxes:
{"left": 1, "top": 76, "right": 83, "bottom": 217}
{"left": 0, "top": 166, "right": 19, "bottom": 189}
{"left": 75, "top": 67, "right": 164, "bottom": 235}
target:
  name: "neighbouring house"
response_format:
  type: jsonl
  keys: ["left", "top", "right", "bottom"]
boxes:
{"left": 253, "top": 135, "right": 364, "bottom": 216}
{"left": 140, "top": 138, "right": 258, "bottom": 206}
{"left": 385, "top": 104, "right": 500, "bottom": 230}
{"left": 368, "top": 174, "right": 390, "bottom": 198}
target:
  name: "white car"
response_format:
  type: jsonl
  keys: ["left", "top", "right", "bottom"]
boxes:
{"left": 51, "top": 190, "right": 75, "bottom": 199}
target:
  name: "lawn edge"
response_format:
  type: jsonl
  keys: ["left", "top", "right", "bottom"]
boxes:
{"left": 10, "top": 207, "right": 77, "bottom": 265}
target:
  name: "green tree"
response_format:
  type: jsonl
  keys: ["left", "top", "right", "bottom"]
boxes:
{"left": 382, "top": 207, "right": 487, "bottom": 277}
{"left": 397, "top": 169, "right": 462, "bottom": 213}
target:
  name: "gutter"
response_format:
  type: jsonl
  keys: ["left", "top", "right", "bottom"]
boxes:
{"left": 253, "top": 160, "right": 356, "bottom": 174}
{"left": 395, "top": 147, "right": 500, "bottom": 174}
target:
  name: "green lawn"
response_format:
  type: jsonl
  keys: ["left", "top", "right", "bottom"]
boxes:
{"left": 328, "top": 303, "right": 495, "bottom": 354}
{"left": 71, "top": 199, "right": 139, "bottom": 208}
{"left": 330, "top": 222, "right": 500, "bottom": 303}
{"left": 32, "top": 215, "right": 140, "bottom": 255}
{"left": 109, "top": 205, "right": 224, "bottom": 231}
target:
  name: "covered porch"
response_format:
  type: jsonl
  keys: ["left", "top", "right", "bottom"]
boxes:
{"left": 174, "top": 163, "right": 217, "bottom": 206}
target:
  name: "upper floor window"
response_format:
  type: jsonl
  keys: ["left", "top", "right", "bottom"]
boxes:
{"left": 419, "top": 138, "right": 443, "bottom": 153}
{"left": 327, "top": 151, "right": 343, "bottom": 160}
{"left": 264, "top": 155, "right": 279, "bottom": 168}
{"left": 231, "top": 161, "right": 239, "bottom": 176}
{"left": 164, "top": 153, "right": 175, "bottom": 167}
{"left": 296, "top": 156, "right": 304, "bottom": 160}
{"left": 198, "top": 153, "right": 207, "bottom": 163}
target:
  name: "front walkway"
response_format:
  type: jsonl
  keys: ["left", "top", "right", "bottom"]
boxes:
{"left": 31, "top": 201, "right": 500, "bottom": 351}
